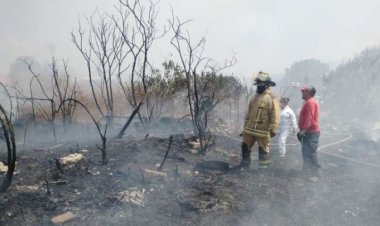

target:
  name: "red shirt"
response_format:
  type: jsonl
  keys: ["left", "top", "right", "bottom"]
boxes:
{"left": 298, "top": 97, "right": 320, "bottom": 133}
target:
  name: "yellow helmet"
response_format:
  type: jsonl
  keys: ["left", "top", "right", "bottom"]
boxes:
{"left": 254, "top": 71, "right": 276, "bottom": 86}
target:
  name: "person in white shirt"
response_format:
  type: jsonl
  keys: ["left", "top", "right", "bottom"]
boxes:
{"left": 277, "top": 97, "right": 298, "bottom": 157}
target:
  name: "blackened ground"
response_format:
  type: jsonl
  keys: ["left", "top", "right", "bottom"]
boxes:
{"left": 0, "top": 124, "right": 380, "bottom": 226}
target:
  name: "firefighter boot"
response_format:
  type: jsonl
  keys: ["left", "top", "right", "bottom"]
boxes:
{"left": 240, "top": 143, "right": 251, "bottom": 170}
{"left": 230, "top": 143, "right": 251, "bottom": 173}
{"left": 258, "top": 147, "right": 271, "bottom": 169}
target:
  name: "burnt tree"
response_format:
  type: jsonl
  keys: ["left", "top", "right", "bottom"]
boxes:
{"left": 169, "top": 12, "right": 236, "bottom": 153}
{"left": 0, "top": 105, "right": 16, "bottom": 192}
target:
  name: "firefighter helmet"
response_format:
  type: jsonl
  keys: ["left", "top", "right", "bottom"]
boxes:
{"left": 254, "top": 71, "right": 276, "bottom": 87}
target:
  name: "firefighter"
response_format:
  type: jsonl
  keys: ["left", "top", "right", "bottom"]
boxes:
{"left": 239, "top": 71, "right": 280, "bottom": 170}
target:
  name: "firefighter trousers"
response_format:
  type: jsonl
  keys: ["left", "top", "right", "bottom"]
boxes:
{"left": 242, "top": 134, "right": 271, "bottom": 166}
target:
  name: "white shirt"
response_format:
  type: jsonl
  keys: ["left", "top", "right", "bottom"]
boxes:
{"left": 279, "top": 105, "right": 297, "bottom": 132}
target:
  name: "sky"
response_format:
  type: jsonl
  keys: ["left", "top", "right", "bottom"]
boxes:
{"left": 1, "top": 0, "right": 380, "bottom": 81}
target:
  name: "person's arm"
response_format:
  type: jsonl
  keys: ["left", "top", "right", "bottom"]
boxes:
{"left": 299, "top": 101, "right": 316, "bottom": 133}
{"left": 244, "top": 96, "right": 256, "bottom": 127}
{"left": 269, "top": 98, "right": 280, "bottom": 137}
{"left": 289, "top": 108, "right": 298, "bottom": 133}
{"left": 244, "top": 99, "right": 252, "bottom": 127}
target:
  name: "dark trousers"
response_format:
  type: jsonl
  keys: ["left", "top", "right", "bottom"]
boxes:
{"left": 301, "top": 132, "right": 321, "bottom": 172}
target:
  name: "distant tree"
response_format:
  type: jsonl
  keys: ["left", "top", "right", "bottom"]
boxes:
{"left": 228, "top": 78, "right": 254, "bottom": 133}
{"left": 143, "top": 60, "right": 187, "bottom": 122}
{"left": 324, "top": 46, "right": 380, "bottom": 122}
{"left": 8, "top": 57, "right": 46, "bottom": 90}
{"left": 11, "top": 58, "right": 80, "bottom": 141}
{"left": 240, "top": 78, "right": 255, "bottom": 109}
{"left": 161, "top": 60, "right": 188, "bottom": 117}
{"left": 281, "top": 59, "right": 329, "bottom": 94}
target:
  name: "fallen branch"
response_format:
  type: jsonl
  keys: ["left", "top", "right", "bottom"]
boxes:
{"left": 157, "top": 135, "right": 173, "bottom": 171}
{"left": 115, "top": 101, "right": 143, "bottom": 139}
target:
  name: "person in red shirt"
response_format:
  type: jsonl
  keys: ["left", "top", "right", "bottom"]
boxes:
{"left": 297, "top": 85, "right": 321, "bottom": 176}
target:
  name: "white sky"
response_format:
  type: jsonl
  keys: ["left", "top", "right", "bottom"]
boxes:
{"left": 1, "top": 0, "right": 380, "bottom": 80}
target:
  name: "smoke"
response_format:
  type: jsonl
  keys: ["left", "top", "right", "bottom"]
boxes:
{"left": 7, "top": 56, "right": 50, "bottom": 90}
{"left": 47, "top": 43, "right": 56, "bottom": 56}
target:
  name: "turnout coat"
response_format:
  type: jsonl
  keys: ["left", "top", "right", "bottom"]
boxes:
{"left": 243, "top": 89, "right": 280, "bottom": 139}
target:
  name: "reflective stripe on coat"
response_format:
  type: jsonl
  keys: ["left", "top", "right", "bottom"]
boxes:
{"left": 243, "top": 89, "right": 280, "bottom": 139}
